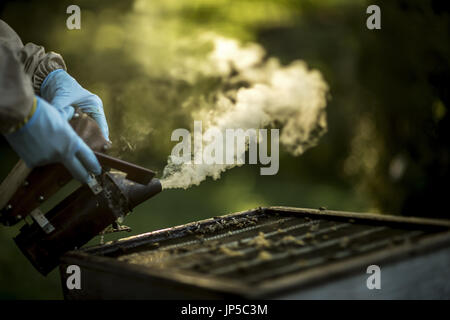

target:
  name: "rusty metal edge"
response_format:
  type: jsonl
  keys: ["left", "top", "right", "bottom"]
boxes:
{"left": 82, "top": 207, "right": 263, "bottom": 255}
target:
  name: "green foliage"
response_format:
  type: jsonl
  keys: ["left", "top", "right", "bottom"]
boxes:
{"left": 0, "top": 0, "right": 448, "bottom": 299}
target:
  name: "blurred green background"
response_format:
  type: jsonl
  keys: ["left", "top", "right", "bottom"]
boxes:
{"left": 0, "top": 0, "right": 449, "bottom": 299}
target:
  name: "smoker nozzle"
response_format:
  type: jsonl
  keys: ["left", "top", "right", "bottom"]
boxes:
{"left": 125, "top": 178, "right": 162, "bottom": 210}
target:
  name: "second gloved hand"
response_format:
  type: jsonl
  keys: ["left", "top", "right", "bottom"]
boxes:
{"left": 40, "top": 69, "right": 109, "bottom": 140}
{"left": 4, "top": 96, "right": 101, "bottom": 184}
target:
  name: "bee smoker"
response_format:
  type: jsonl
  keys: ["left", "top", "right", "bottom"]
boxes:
{"left": 0, "top": 111, "right": 161, "bottom": 275}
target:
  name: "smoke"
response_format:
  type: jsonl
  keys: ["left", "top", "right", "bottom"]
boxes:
{"left": 161, "top": 36, "right": 329, "bottom": 189}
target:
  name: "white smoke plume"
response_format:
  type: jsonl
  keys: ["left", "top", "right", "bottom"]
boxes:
{"left": 161, "top": 36, "right": 329, "bottom": 189}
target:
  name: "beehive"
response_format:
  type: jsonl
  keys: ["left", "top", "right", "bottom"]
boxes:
{"left": 60, "top": 207, "right": 450, "bottom": 299}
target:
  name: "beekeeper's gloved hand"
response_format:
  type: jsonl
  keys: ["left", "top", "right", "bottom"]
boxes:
{"left": 4, "top": 96, "right": 101, "bottom": 184}
{"left": 40, "top": 69, "right": 109, "bottom": 141}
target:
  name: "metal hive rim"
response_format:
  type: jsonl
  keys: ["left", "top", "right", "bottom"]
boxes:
{"left": 60, "top": 206, "right": 450, "bottom": 299}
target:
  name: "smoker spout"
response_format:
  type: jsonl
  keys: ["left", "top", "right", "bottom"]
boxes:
{"left": 125, "top": 178, "right": 162, "bottom": 209}
{"left": 109, "top": 171, "right": 162, "bottom": 210}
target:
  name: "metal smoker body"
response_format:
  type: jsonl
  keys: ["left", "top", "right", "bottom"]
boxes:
{"left": 0, "top": 111, "right": 161, "bottom": 275}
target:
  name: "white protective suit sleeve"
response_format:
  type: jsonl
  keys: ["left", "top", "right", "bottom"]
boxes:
{"left": 0, "top": 19, "right": 66, "bottom": 133}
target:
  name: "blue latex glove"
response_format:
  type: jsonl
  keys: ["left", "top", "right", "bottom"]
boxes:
{"left": 40, "top": 69, "right": 109, "bottom": 141}
{"left": 4, "top": 96, "right": 101, "bottom": 184}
